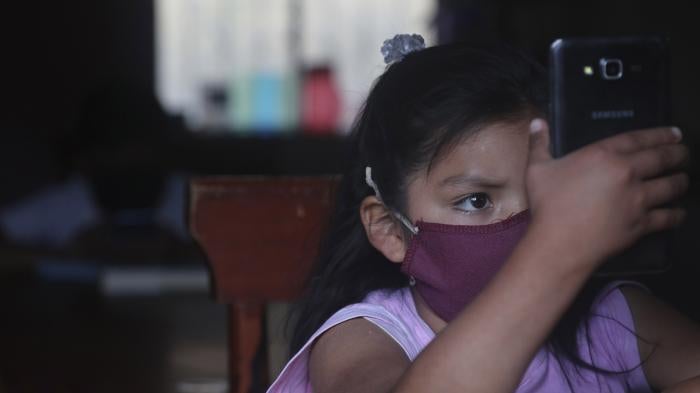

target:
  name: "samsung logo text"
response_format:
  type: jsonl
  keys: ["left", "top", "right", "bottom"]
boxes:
{"left": 591, "top": 110, "right": 635, "bottom": 120}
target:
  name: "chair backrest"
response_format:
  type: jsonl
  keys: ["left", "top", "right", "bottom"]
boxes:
{"left": 189, "top": 176, "right": 339, "bottom": 392}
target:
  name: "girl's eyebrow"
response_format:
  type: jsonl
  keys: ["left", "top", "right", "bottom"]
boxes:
{"left": 438, "top": 174, "right": 506, "bottom": 188}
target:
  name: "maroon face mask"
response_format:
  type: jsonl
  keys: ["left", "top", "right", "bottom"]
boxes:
{"left": 400, "top": 210, "right": 530, "bottom": 322}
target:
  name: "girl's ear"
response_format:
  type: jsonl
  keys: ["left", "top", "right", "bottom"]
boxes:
{"left": 359, "top": 196, "right": 407, "bottom": 263}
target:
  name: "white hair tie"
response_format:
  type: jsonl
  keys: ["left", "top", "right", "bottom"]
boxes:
{"left": 364, "top": 166, "right": 418, "bottom": 235}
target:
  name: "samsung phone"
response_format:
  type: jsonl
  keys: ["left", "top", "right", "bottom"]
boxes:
{"left": 549, "top": 35, "right": 673, "bottom": 275}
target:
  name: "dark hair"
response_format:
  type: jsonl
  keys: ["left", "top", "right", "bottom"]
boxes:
{"left": 289, "top": 41, "right": 635, "bottom": 384}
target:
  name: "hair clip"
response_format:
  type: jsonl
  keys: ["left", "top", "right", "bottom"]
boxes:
{"left": 380, "top": 34, "right": 426, "bottom": 65}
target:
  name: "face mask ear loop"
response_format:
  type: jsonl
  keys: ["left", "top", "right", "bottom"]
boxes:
{"left": 393, "top": 211, "right": 419, "bottom": 235}
{"left": 365, "top": 166, "right": 419, "bottom": 235}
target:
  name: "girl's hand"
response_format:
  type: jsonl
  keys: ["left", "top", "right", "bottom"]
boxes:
{"left": 525, "top": 119, "right": 689, "bottom": 268}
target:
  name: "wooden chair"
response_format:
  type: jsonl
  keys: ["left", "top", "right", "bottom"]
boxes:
{"left": 189, "top": 176, "right": 338, "bottom": 393}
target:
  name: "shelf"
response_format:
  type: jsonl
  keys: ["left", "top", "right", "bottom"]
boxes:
{"left": 170, "top": 131, "right": 349, "bottom": 175}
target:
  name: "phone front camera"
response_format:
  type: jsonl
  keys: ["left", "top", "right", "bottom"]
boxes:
{"left": 600, "top": 58, "right": 623, "bottom": 80}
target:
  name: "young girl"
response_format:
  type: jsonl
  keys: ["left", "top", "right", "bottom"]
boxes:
{"left": 268, "top": 36, "right": 699, "bottom": 392}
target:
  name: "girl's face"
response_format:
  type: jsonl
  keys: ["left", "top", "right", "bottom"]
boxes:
{"left": 405, "top": 119, "right": 531, "bottom": 226}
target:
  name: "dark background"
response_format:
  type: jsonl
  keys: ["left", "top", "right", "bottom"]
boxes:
{"left": 0, "top": 1, "right": 698, "bottom": 392}
{"left": 2, "top": 1, "right": 698, "bottom": 205}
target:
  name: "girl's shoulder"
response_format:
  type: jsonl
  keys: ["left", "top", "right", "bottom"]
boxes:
{"left": 587, "top": 279, "right": 650, "bottom": 348}
{"left": 267, "top": 287, "right": 433, "bottom": 393}
{"left": 517, "top": 280, "right": 653, "bottom": 393}
{"left": 575, "top": 280, "right": 652, "bottom": 390}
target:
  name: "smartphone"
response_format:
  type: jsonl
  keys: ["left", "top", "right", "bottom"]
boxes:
{"left": 548, "top": 35, "right": 673, "bottom": 275}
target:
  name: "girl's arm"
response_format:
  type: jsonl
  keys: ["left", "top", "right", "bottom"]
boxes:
{"left": 309, "top": 318, "right": 411, "bottom": 392}
{"left": 621, "top": 287, "right": 700, "bottom": 392}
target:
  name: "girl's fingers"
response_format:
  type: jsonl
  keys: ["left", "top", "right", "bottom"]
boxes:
{"left": 527, "top": 118, "right": 552, "bottom": 165}
{"left": 630, "top": 144, "right": 690, "bottom": 179}
{"left": 642, "top": 208, "right": 686, "bottom": 235}
{"left": 600, "top": 127, "right": 682, "bottom": 154}
{"left": 639, "top": 172, "right": 689, "bottom": 209}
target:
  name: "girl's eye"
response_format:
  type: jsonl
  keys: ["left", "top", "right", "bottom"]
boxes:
{"left": 454, "top": 193, "right": 492, "bottom": 212}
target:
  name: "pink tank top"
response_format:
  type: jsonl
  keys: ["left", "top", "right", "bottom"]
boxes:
{"left": 267, "top": 282, "right": 652, "bottom": 392}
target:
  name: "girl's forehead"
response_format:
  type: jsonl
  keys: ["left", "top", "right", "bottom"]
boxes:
{"left": 424, "top": 121, "right": 530, "bottom": 182}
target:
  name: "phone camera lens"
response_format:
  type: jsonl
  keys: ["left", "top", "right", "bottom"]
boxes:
{"left": 606, "top": 62, "right": 620, "bottom": 75}
{"left": 600, "top": 58, "right": 623, "bottom": 80}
